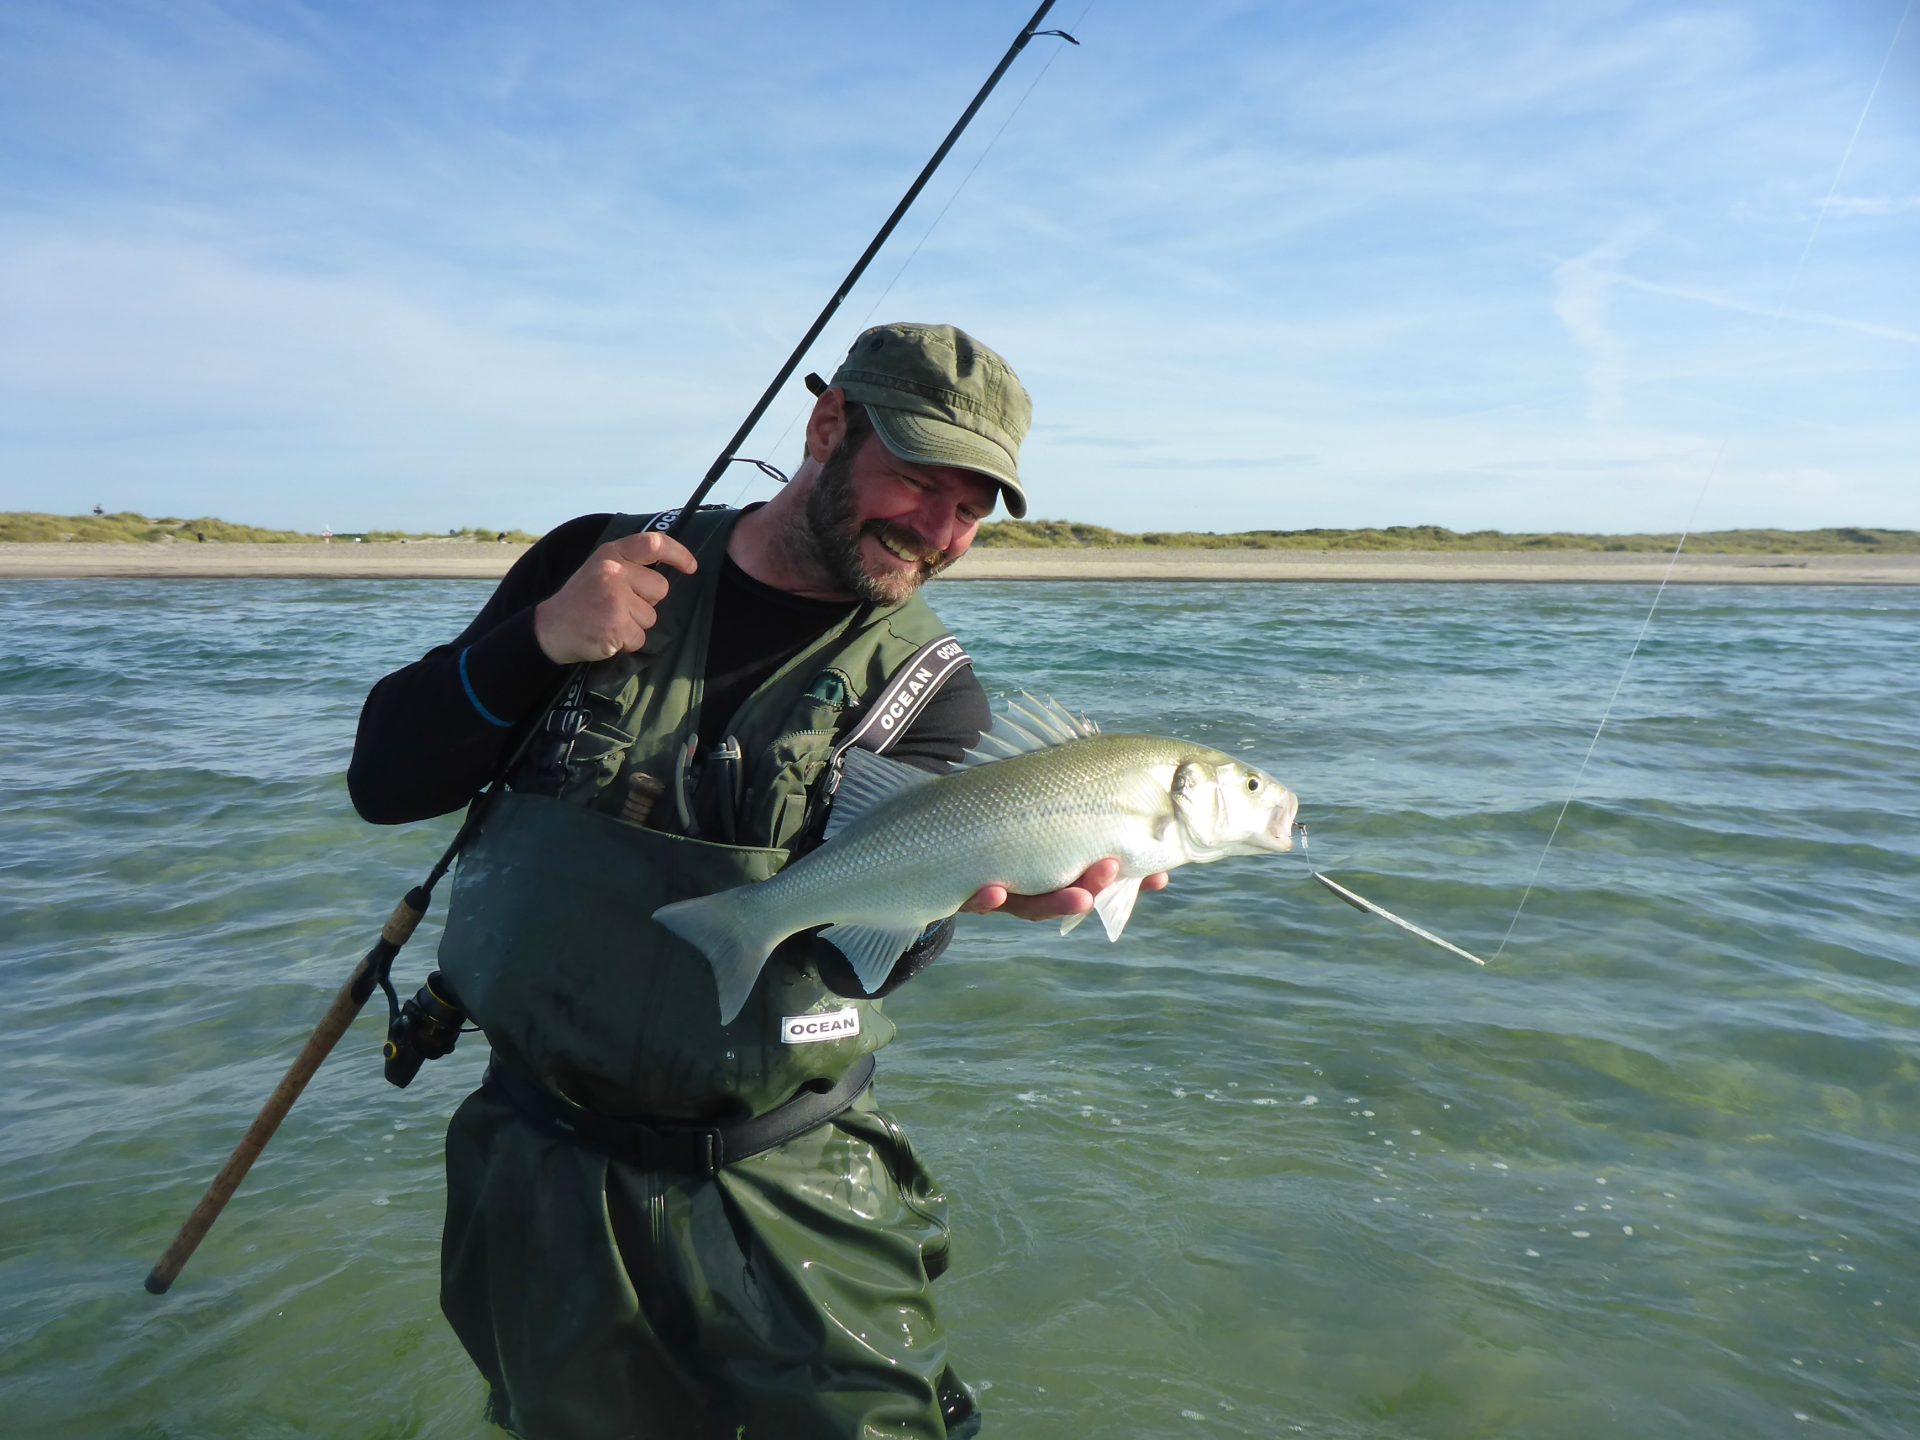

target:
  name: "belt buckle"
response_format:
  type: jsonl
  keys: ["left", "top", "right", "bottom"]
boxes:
{"left": 618, "top": 1117, "right": 726, "bottom": 1177}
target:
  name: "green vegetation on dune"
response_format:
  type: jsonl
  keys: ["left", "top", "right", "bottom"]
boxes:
{"left": 0, "top": 513, "right": 540, "bottom": 545}
{"left": 971, "top": 521, "right": 1920, "bottom": 554}
{"left": 3, "top": 512, "right": 1911, "bottom": 554}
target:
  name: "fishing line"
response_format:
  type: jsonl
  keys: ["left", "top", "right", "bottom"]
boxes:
{"left": 1491, "top": 0, "right": 1912, "bottom": 960}
{"left": 722, "top": 1, "right": 1097, "bottom": 508}
{"left": 848, "top": 5, "right": 1093, "bottom": 334}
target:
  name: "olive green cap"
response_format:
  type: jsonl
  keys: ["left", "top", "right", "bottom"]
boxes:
{"left": 817, "top": 322, "right": 1031, "bottom": 518}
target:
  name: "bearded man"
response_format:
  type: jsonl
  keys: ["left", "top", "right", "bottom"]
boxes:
{"left": 348, "top": 323, "right": 1154, "bottom": 1439}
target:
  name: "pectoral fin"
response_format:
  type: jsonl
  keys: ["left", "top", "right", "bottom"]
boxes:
{"left": 1091, "top": 875, "right": 1143, "bottom": 942}
{"left": 820, "top": 922, "right": 929, "bottom": 995}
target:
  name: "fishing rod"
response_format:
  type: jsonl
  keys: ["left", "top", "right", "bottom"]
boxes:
{"left": 143, "top": 0, "right": 1079, "bottom": 1297}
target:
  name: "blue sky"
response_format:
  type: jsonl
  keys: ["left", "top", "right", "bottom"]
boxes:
{"left": 2, "top": 0, "right": 1914, "bottom": 535}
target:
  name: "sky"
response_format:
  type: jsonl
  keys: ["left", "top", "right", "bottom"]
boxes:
{"left": 1, "top": 0, "right": 1915, "bottom": 536}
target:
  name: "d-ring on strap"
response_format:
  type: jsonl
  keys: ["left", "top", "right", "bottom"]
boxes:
{"left": 483, "top": 1054, "right": 877, "bottom": 1177}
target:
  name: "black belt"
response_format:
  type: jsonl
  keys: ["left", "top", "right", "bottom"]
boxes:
{"left": 483, "top": 1053, "right": 876, "bottom": 1177}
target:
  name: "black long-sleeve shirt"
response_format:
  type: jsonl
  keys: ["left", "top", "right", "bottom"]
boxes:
{"left": 347, "top": 509, "right": 990, "bottom": 995}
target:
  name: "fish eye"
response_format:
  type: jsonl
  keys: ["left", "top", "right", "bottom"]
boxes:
{"left": 1245, "top": 776, "right": 1261, "bottom": 793}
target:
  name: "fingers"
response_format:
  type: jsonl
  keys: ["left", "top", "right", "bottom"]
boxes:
{"left": 1002, "top": 887, "right": 1096, "bottom": 922}
{"left": 962, "top": 861, "right": 1170, "bottom": 923}
{"left": 603, "top": 530, "right": 699, "bottom": 577}
{"left": 966, "top": 882, "right": 1093, "bottom": 921}
{"left": 961, "top": 884, "right": 1010, "bottom": 915}
{"left": 1074, "top": 858, "right": 1122, "bottom": 891}
{"left": 533, "top": 532, "right": 701, "bottom": 664}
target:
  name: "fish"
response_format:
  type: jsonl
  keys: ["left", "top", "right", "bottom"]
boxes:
{"left": 654, "top": 697, "right": 1301, "bottom": 1023}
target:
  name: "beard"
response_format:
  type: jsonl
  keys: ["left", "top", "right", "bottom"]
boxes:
{"left": 800, "top": 442, "right": 956, "bottom": 605}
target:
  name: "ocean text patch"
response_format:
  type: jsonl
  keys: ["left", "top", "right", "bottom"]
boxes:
{"left": 780, "top": 1006, "right": 861, "bottom": 1045}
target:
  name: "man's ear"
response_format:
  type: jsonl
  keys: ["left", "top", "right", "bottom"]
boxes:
{"left": 805, "top": 388, "right": 848, "bottom": 465}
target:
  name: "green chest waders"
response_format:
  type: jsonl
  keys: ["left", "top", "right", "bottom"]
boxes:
{"left": 434, "top": 510, "right": 979, "bottom": 1439}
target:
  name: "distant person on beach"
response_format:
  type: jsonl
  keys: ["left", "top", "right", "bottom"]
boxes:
{"left": 348, "top": 323, "right": 1159, "bottom": 1439}
{"left": 322, "top": 527, "right": 333, "bottom": 544}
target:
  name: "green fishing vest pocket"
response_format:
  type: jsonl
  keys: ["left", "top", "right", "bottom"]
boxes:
{"left": 750, "top": 728, "right": 839, "bottom": 853}
{"left": 545, "top": 666, "right": 656, "bottom": 807}
{"left": 439, "top": 791, "right": 889, "bottom": 1119}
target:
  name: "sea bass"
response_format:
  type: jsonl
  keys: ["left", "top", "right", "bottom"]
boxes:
{"left": 655, "top": 698, "right": 1301, "bottom": 1024}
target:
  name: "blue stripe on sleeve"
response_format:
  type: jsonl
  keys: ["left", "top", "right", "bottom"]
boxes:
{"left": 458, "top": 646, "right": 512, "bottom": 729}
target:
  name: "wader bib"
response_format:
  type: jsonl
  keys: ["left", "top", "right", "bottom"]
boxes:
{"left": 436, "top": 510, "right": 978, "bottom": 1439}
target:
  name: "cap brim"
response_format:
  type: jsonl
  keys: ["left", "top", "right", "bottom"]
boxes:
{"left": 868, "top": 407, "right": 1028, "bottom": 519}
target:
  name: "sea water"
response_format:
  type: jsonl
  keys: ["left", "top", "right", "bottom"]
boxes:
{"left": 1, "top": 577, "right": 1915, "bottom": 1439}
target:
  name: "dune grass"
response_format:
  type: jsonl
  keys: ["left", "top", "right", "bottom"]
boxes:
{"left": 4, "top": 512, "right": 1911, "bottom": 554}
{"left": 970, "top": 521, "right": 1919, "bottom": 554}
{"left": 0, "top": 513, "right": 539, "bottom": 544}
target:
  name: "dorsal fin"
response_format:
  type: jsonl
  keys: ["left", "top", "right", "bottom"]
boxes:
{"left": 961, "top": 693, "right": 1100, "bottom": 768}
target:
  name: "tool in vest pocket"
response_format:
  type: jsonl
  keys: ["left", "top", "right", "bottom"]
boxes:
{"left": 622, "top": 769, "right": 666, "bottom": 826}
{"left": 706, "top": 735, "right": 743, "bottom": 844}
{"left": 669, "top": 734, "right": 701, "bottom": 836}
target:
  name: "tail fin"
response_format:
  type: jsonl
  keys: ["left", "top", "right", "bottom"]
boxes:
{"left": 653, "top": 893, "right": 788, "bottom": 1024}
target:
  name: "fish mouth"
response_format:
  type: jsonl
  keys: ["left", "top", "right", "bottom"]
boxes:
{"left": 1262, "top": 791, "right": 1301, "bottom": 851}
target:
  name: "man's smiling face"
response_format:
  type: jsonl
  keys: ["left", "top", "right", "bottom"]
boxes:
{"left": 804, "top": 426, "right": 999, "bottom": 605}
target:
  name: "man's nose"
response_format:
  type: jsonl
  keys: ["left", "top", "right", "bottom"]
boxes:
{"left": 908, "top": 495, "right": 960, "bottom": 553}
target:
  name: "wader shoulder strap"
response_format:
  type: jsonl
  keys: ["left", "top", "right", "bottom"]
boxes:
{"left": 804, "top": 633, "right": 973, "bottom": 844}
{"left": 830, "top": 633, "right": 973, "bottom": 762}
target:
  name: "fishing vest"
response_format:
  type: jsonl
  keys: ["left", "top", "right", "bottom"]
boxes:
{"left": 437, "top": 508, "right": 964, "bottom": 1120}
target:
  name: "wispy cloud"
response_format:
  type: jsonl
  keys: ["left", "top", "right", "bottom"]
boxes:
{"left": 1824, "top": 194, "right": 1920, "bottom": 216}
{"left": 1552, "top": 223, "right": 1659, "bottom": 424}
{"left": 1615, "top": 274, "right": 1920, "bottom": 344}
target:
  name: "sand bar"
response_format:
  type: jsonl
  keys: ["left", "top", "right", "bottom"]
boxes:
{"left": 0, "top": 541, "right": 1915, "bottom": 584}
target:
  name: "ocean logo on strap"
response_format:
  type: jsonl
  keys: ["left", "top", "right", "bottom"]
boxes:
{"left": 781, "top": 1006, "right": 861, "bottom": 1044}
{"left": 877, "top": 665, "right": 938, "bottom": 731}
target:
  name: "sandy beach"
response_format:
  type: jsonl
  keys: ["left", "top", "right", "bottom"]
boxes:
{"left": 1, "top": 541, "right": 1915, "bottom": 584}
